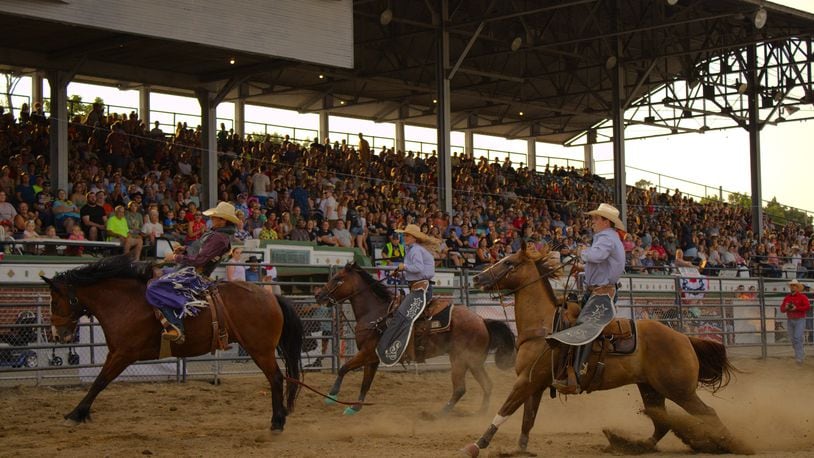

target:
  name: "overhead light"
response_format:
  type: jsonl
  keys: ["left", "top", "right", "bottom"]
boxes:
{"left": 318, "top": 74, "right": 325, "bottom": 79}
{"left": 644, "top": 115, "right": 656, "bottom": 123}
{"left": 666, "top": 0, "right": 679, "bottom": 5}
{"left": 518, "top": 111, "right": 524, "bottom": 116}
{"left": 754, "top": 8, "right": 767, "bottom": 29}
{"left": 737, "top": 82, "right": 748, "bottom": 94}
{"left": 772, "top": 90, "right": 783, "bottom": 102}
{"left": 785, "top": 104, "right": 800, "bottom": 115}
{"left": 432, "top": 99, "right": 438, "bottom": 104}
{"left": 605, "top": 56, "right": 617, "bottom": 70}
{"left": 510, "top": 37, "right": 522, "bottom": 52}
{"left": 339, "top": 100, "right": 346, "bottom": 105}
{"left": 380, "top": 8, "right": 393, "bottom": 26}
{"left": 229, "top": 57, "right": 236, "bottom": 65}
{"left": 761, "top": 95, "right": 774, "bottom": 109}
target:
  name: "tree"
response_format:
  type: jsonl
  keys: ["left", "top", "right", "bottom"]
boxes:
{"left": 635, "top": 179, "right": 653, "bottom": 189}
{"left": 727, "top": 192, "right": 751, "bottom": 209}
{"left": 43, "top": 95, "right": 104, "bottom": 119}
{"left": 3, "top": 72, "right": 22, "bottom": 114}
{"left": 700, "top": 195, "right": 722, "bottom": 205}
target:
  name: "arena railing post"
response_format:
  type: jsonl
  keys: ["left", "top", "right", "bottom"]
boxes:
{"left": 758, "top": 276, "right": 768, "bottom": 359}
{"left": 331, "top": 302, "right": 339, "bottom": 374}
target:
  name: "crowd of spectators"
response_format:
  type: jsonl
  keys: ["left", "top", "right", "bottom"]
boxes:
{"left": 1, "top": 100, "right": 813, "bottom": 278}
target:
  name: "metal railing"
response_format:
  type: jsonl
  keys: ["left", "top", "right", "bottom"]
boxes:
{"left": 1, "top": 262, "right": 811, "bottom": 385}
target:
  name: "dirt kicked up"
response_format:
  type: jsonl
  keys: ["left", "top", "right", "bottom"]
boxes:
{"left": 0, "top": 357, "right": 812, "bottom": 457}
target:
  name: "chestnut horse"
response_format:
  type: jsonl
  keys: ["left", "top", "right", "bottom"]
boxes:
{"left": 461, "top": 245, "right": 750, "bottom": 456}
{"left": 315, "top": 262, "right": 516, "bottom": 415}
{"left": 42, "top": 255, "right": 303, "bottom": 432}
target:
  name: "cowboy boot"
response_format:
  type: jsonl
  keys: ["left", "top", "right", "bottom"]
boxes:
{"left": 157, "top": 306, "right": 185, "bottom": 344}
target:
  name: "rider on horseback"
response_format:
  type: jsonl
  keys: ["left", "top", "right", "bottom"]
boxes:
{"left": 547, "top": 203, "right": 626, "bottom": 394}
{"left": 146, "top": 202, "right": 239, "bottom": 343}
{"left": 376, "top": 224, "right": 441, "bottom": 366}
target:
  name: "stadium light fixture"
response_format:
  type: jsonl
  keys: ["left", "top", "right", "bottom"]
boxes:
{"left": 229, "top": 57, "right": 236, "bottom": 65}
{"left": 666, "top": 0, "right": 679, "bottom": 6}
{"left": 380, "top": 8, "right": 393, "bottom": 26}
{"left": 754, "top": 8, "right": 767, "bottom": 29}
{"left": 510, "top": 37, "right": 523, "bottom": 52}
{"left": 785, "top": 104, "right": 800, "bottom": 115}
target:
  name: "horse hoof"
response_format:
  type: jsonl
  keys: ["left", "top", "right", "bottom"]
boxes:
{"left": 460, "top": 443, "right": 480, "bottom": 457}
{"left": 343, "top": 406, "right": 360, "bottom": 416}
{"left": 602, "top": 428, "right": 654, "bottom": 454}
{"left": 324, "top": 395, "right": 337, "bottom": 406}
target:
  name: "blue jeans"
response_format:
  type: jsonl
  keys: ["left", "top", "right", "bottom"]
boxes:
{"left": 787, "top": 318, "right": 806, "bottom": 364}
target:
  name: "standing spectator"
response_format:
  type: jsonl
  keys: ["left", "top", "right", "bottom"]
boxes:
{"left": 319, "top": 186, "right": 338, "bottom": 226}
{"left": 226, "top": 247, "right": 246, "bottom": 281}
{"left": 780, "top": 279, "right": 811, "bottom": 365}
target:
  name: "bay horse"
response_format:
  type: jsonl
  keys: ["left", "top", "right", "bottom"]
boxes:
{"left": 314, "top": 262, "right": 516, "bottom": 415}
{"left": 461, "top": 244, "right": 751, "bottom": 456}
{"left": 42, "top": 255, "right": 303, "bottom": 432}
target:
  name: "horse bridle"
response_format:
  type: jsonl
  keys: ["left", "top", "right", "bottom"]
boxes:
{"left": 321, "top": 269, "right": 391, "bottom": 306}
{"left": 50, "top": 281, "right": 89, "bottom": 329}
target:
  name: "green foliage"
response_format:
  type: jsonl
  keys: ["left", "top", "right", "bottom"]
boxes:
{"left": 634, "top": 179, "right": 653, "bottom": 189}
{"left": 700, "top": 195, "right": 722, "bottom": 205}
{"left": 727, "top": 192, "right": 752, "bottom": 209}
{"left": 765, "top": 197, "right": 812, "bottom": 226}
{"left": 43, "top": 95, "right": 104, "bottom": 118}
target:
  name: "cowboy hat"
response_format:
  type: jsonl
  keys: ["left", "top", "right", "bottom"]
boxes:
{"left": 202, "top": 201, "right": 241, "bottom": 224}
{"left": 789, "top": 278, "right": 805, "bottom": 288}
{"left": 395, "top": 224, "right": 430, "bottom": 242}
{"left": 586, "top": 203, "right": 626, "bottom": 231}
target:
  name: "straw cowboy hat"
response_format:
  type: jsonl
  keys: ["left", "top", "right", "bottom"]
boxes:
{"left": 396, "top": 224, "right": 441, "bottom": 253}
{"left": 395, "top": 224, "right": 430, "bottom": 242}
{"left": 202, "top": 201, "right": 241, "bottom": 225}
{"left": 586, "top": 203, "right": 626, "bottom": 231}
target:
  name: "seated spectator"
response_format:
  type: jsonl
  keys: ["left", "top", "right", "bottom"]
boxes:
{"left": 258, "top": 218, "right": 280, "bottom": 240}
{"left": 186, "top": 210, "right": 206, "bottom": 244}
{"left": 289, "top": 219, "right": 310, "bottom": 242}
{"left": 80, "top": 192, "right": 107, "bottom": 241}
{"left": 66, "top": 224, "right": 86, "bottom": 256}
{"left": 315, "top": 220, "right": 337, "bottom": 246}
{"left": 141, "top": 209, "right": 164, "bottom": 245}
{"left": 673, "top": 248, "right": 694, "bottom": 268}
{"left": 106, "top": 205, "right": 143, "bottom": 260}
{"left": 475, "top": 236, "right": 494, "bottom": 268}
{"left": 0, "top": 190, "right": 17, "bottom": 228}
{"left": 332, "top": 219, "right": 352, "bottom": 248}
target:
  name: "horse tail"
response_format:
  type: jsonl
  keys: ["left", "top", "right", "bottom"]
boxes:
{"left": 485, "top": 319, "right": 516, "bottom": 370}
{"left": 689, "top": 336, "right": 735, "bottom": 393}
{"left": 275, "top": 294, "right": 304, "bottom": 412}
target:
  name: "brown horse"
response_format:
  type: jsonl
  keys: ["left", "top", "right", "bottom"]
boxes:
{"left": 315, "top": 262, "right": 516, "bottom": 415}
{"left": 461, "top": 244, "right": 751, "bottom": 456}
{"left": 42, "top": 255, "right": 303, "bottom": 432}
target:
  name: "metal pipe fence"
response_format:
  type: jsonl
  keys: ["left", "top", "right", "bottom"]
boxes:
{"left": 1, "top": 267, "right": 811, "bottom": 386}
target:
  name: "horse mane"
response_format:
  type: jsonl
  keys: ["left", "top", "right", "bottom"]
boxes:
{"left": 532, "top": 249, "right": 562, "bottom": 280}
{"left": 54, "top": 255, "right": 154, "bottom": 286}
{"left": 349, "top": 263, "right": 393, "bottom": 303}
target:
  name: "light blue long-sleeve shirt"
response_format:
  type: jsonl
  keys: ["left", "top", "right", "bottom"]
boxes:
{"left": 402, "top": 242, "right": 436, "bottom": 282}
{"left": 580, "top": 227, "right": 625, "bottom": 287}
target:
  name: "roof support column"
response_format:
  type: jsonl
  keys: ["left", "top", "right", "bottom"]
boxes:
{"left": 464, "top": 131, "right": 473, "bottom": 159}
{"left": 235, "top": 84, "right": 249, "bottom": 138}
{"left": 319, "top": 95, "right": 332, "bottom": 143}
{"left": 139, "top": 85, "right": 150, "bottom": 127}
{"left": 395, "top": 104, "right": 408, "bottom": 153}
{"left": 747, "top": 44, "right": 763, "bottom": 239}
{"left": 196, "top": 89, "right": 218, "bottom": 208}
{"left": 583, "top": 144, "right": 594, "bottom": 174}
{"left": 436, "top": 0, "right": 452, "bottom": 214}
{"left": 47, "top": 71, "right": 69, "bottom": 192}
{"left": 31, "top": 71, "right": 44, "bottom": 107}
{"left": 610, "top": 1, "right": 627, "bottom": 228}
{"left": 526, "top": 139, "right": 536, "bottom": 171}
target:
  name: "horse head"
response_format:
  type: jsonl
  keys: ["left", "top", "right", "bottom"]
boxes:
{"left": 474, "top": 242, "right": 557, "bottom": 292}
{"left": 315, "top": 262, "right": 359, "bottom": 306}
{"left": 41, "top": 275, "right": 84, "bottom": 344}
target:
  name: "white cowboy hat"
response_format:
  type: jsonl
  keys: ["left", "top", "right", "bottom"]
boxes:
{"left": 395, "top": 224, "right": 430, "bottom": 242}
{"left": 202, "top": 201, "right": 240, "bottom": 225}
{"left": 789, "top": 278, "right": 804, "bottom": 288}
{"left": 586, "top": 203, "right": 626, "bottom": 231}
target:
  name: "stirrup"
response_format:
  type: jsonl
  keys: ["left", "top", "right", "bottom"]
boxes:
{"left": 162, "top": 329, "right": 185, "bottom": 344}
{"left": 552, "top": 366, "right": 579, "bottom": 394}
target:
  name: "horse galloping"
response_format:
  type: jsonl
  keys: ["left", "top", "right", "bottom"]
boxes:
{"left": 315, "top": 262, "right": 516, "bottom": 415}
{"left": 42, "top": 255, "right": 303, "bottom": 432}
{"left": 461, "top": 244, "right": 751, "bottom": 456}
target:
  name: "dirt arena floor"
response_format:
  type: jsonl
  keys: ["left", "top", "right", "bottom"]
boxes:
{"left": 1, "top": 357, "right": 812, "bottom": 457}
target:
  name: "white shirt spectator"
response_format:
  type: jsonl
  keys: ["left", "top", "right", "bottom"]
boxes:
{"left": 251, "top": 172, "right": 270, "bottom": 197}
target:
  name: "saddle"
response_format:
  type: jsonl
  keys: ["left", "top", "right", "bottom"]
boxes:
{"left": 552, "top": 315, "right": 638, "bottom": 395}
{"left": 156, "top": 284, "right": 231, "bottom": 358}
